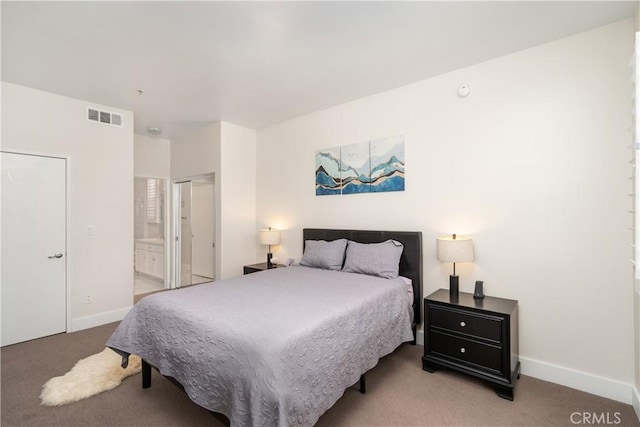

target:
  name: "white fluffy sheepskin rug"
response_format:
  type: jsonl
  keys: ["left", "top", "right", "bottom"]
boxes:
{"left": 40, "top": 348, "right": 141, "bottom": 406}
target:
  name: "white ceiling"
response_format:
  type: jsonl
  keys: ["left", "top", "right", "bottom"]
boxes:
{"left": 2, "top": 1, "right": 637, "bottom": 139}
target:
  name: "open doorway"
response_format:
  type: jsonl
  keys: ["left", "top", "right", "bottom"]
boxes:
{"left": 134, "top": 177, "right": 169, "bottom": 295}
{"left": 174, "top": 174, "right": 215, "bottom": 288}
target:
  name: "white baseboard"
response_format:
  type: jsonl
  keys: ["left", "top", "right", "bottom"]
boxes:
{"left": 70, "top": 306, "right": 132, "bottom": 332}
{"left": 520, "top": 356, "right": 632, "bottom": 404}
{"left": 417, "top": 336, "right": 633, "bottom": 405}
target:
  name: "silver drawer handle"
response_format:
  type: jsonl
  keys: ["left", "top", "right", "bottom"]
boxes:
{"left": 48, "top": 253, "right": 63, "bottom": 259}
{"left": 460, "top": 321, "right": 466, "bottom": 327}
{"left": 460, "top": 347, "right": 466, "bottom": 353}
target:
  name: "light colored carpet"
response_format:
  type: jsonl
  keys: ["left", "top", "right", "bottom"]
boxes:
{"left": 40, "top": 348, "right": 141, "bottom": 406}
{"left": 2, "top": 323, "right": 637, "bottom": 426}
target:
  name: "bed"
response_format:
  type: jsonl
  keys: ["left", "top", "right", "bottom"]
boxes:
{"left": 107, "top": 228, "right": 422, "bottom": 426}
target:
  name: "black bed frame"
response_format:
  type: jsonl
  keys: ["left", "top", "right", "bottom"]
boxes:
{"left": 142, "top": 228, "right": 423, "bottom": 399}
{"left": 303, "top": 228, "right": 423, "bottom": 336}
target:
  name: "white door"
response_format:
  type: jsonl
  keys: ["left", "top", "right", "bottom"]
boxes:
{"left": 192, "top": 182, "right": 215, "bottom": 280}
{"left": 1, "top": 152, "right": 67, "bottom": 346}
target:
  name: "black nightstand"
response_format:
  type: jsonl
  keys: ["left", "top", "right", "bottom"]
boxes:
{"left": 243, "top": 262, "right": 284, "bottom": 275}
{"left": 422, "top": 289, "right": 520, "bottom": 400}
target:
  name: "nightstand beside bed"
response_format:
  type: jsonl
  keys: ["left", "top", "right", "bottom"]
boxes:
{"left": 422, "top": 289, "right": 520, "bottom": 400}
{"left": 243, "top": 262, "right": 285, "bottom": 275}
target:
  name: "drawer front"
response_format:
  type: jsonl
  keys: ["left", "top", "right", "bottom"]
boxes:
{"left": 430, "top": 305, "right": 502, "bottom": 342}
{"left": 135, "top": 244, "right": 164, "bottom": 254}
{"left": 430, "top": 331, "right": 503, "bottom": 374}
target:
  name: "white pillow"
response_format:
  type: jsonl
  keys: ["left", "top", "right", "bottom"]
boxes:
{"left": 299, "top": 239, "right": 348, "bottom": 270}
{"left": 341, "top": 239, "right": 404, "bottom": 278}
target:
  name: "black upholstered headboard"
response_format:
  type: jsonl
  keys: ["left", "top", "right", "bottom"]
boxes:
{"left": 302, "top": 228, "right": 423, "bottom": 328}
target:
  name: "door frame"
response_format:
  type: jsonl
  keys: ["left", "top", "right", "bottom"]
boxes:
{"left": 172, "top": 173, "right": 215, "bottom": 288}
{"left": 1, "top": 150, "right": 71, "bottom": 334}
{"left": 173, "top": 180, "right": 191, "bottom": 288}
{"left": 134, "top": 175, "right": 170, "bottom": 289}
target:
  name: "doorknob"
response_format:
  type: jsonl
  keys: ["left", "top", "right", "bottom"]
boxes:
{"left": 48, "top": 253, "right": 63, "bottom": 259}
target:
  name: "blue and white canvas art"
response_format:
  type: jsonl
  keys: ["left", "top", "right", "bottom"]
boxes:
{"left": 315, "top": 136, "right": 405, "bottom": 196}
{"left": 369, "top": 135, "right": 405, "bottom": 193}
{"left": 315, "top": 147, "right": 341, "bottom": 195}
{"left": 340, "top": 141, "right": 371, "bottom": 194}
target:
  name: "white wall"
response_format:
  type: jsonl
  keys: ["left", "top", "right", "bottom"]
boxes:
{"left": 2, "top": 82, "right": 134, "bottom": 329}
{"left": 171, "top": 122, "right": 221, "bottom": 284}
{"left": 257, "top": 20, "right": 635, "bottom": 402}
{"left": 172, "top": 122, "right": 221, "bottom": 180}
{"left": 634, "top": 4, "right": 640, "bottom": 417}
{"left": 171, "top": 121, "right": 256, "bottom": 280}
{"left": 134, "top": 133, "right": 170, "bottom": 178}
{"left": 220, "top": 122, "right": 257, "bottom": 277}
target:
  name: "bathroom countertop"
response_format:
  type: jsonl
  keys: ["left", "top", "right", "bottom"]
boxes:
{"left": 135, "top": 238, "right": 165, "bottom": 246}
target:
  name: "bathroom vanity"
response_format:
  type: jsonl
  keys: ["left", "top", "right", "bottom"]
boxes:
{"left": 134, "top": 238, "right": 165, "bottom": 280}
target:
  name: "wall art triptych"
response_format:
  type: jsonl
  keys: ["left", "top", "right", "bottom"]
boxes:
{"left": 315, "top": 135, "right": 405, "bottom": 196}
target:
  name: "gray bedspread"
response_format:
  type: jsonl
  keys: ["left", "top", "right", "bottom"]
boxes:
{"left": 107, "top": 266, "right": 413, "bottom": 427}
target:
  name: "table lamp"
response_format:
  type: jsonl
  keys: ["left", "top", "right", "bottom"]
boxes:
{"left": 259, "top": 227, "right": 280, "bottom": 268}
{"left": 437, "top": 234, "right": 474, "bottom": 297}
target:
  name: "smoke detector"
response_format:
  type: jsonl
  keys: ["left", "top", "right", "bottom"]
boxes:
{"left": 457, "top": 84, "right": 471, "bottom": 98}
{"left": 147, "top": 126, "right": 162, "bottom": 136}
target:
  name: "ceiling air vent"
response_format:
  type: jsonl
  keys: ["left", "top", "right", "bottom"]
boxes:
{"left": 88, "top": 108, "right": 99, "bottom": 122}
{"left": 87, "top": 107, "right": 123, "bottom": 128}
{"left": 110, "top": 113, "right": 122, "bottom": 127}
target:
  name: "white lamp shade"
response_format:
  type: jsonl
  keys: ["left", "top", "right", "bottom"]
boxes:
{"left": 259, "top": 229, "right": 280, "bottom": 246}
{"left": 436, "top": 235, "right": 474, "bottom": 263}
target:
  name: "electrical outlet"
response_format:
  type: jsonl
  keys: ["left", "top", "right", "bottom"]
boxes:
{"left": 84, "top": 294, "right": 93, "bottom": 304}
